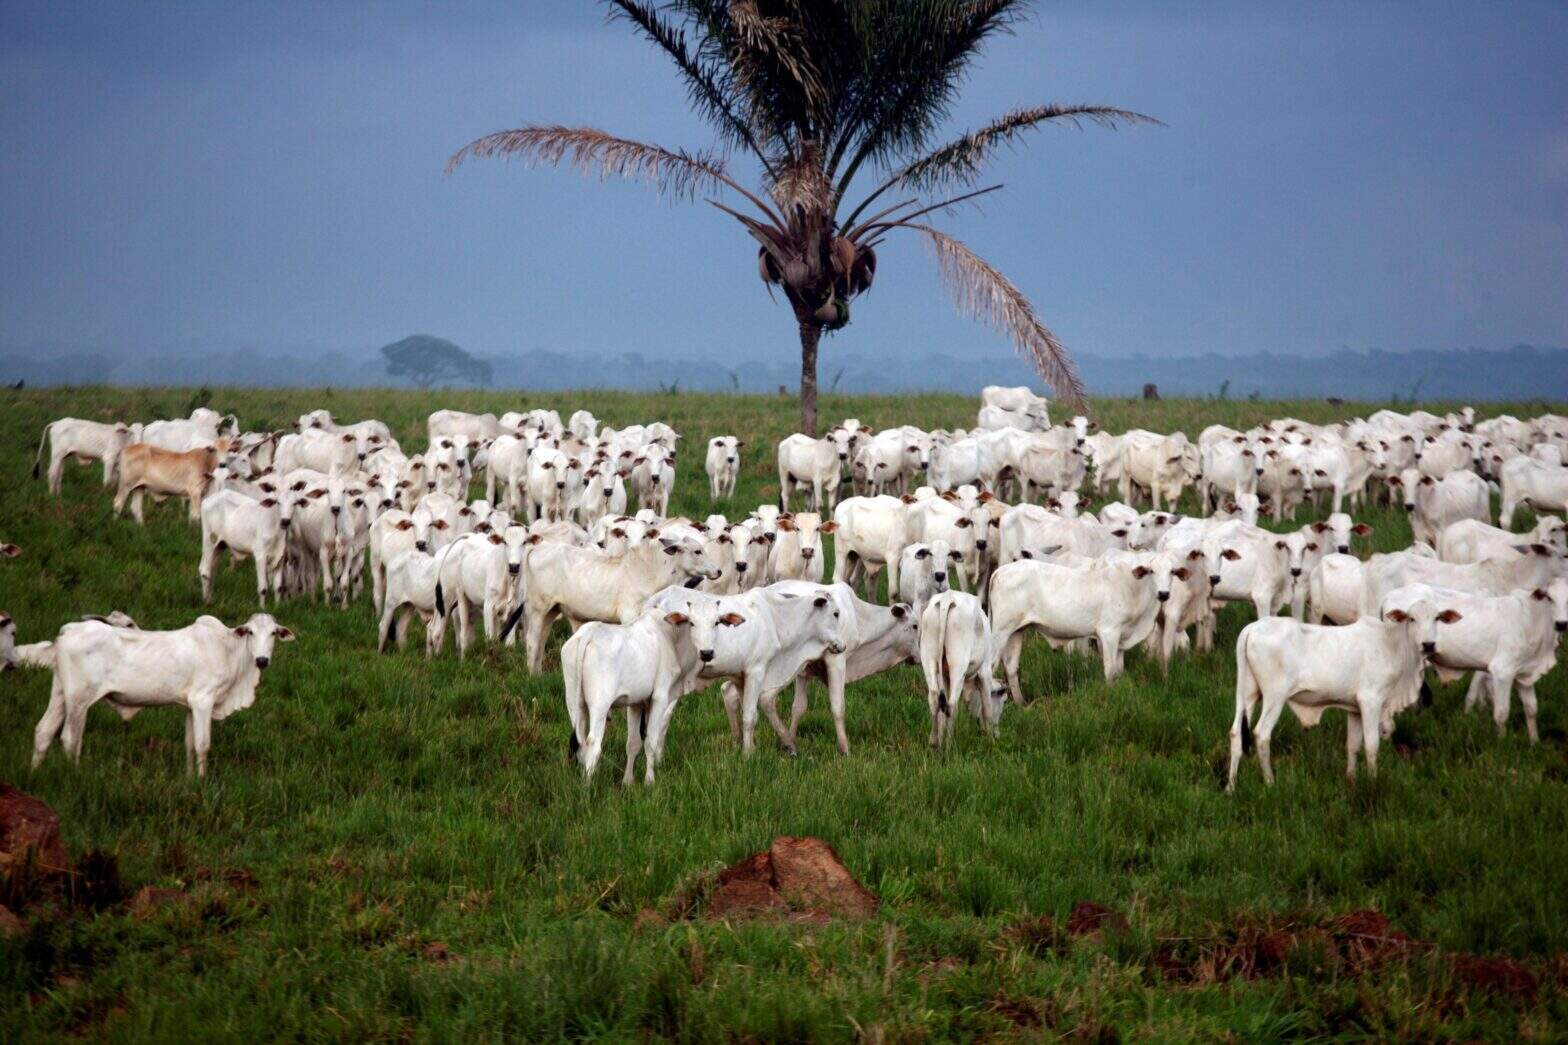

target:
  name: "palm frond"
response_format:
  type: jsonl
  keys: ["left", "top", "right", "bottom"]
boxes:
{"left": 727, "top": 0, "right": 828, "bottom": 114}
{"left": 848, "top": 184, "right": 1004, "bottom": 243}
{"left": 447, "top": 125, "right": 784, "bottom": 225}
{"left": 605, "top": 0, "right": 775, "bottom": 176}
{"left": 908, "top": 223, "right": 1085, "bottom": 407}
{"left": 769, "top": 144, "right": 835, "bottom": 216}
{"left": 841, "top": 103, "right": 1160, "bottom": 228}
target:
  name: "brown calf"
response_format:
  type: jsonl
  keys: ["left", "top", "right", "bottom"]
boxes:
{"left": 114, "top": 441, "right": 231, "bottom": 524}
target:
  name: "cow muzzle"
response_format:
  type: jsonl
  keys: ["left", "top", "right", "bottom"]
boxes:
{"left": 933, "top": 572, "right": 947, "bottom": 584}
{"left": 1209, "top": 575, "right": 1221, "bottom": 585}
{"left": 1402, "top": 503, "right": 1415, "bottom": 512}
{"left": 826, "top": 642, "right": 847, "bottom": 655}
{"left": 508, "top": 564, "right": 520, "bottom": 575}
{"left": 1156, "top": 591, "right": 1170, "bottom": 602}
{"left": 415, "top": 541, "right": 428, "bottom": 552}
{"left": 699, "top": 649, "right": 715, "bottom": 662}
{"left": 735, "top": 562, "right": 748, "bottom": 573}
{"left": 1421, "top": 641, "right": 1436, "bottom": 655}
{"left": 1290, "top": 568, "right": 1302, "bottom": 578}
{"left": 800, "top": 548, "right": 815, "bottom": 559}
{"left": 254, "top": 656, "right": 270, "bottom": 670}
{"left": 1337, "top": 545, "right": 1349, "bottom": 554}
{"left": 1556, "top": 621, "right": 1567, "bottom": 633}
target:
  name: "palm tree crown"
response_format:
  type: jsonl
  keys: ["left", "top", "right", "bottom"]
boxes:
{"left": 449, "top": 0, "right": 1157, "bottom": 433}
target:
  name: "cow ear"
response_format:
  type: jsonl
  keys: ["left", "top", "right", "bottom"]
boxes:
{"left": 956, "top": 517, "right": 972, "bottom": 528}
{"left": 777, "top": 518, "right": 795, "bottom": 532}
{"left": 1132, "top": 565, "right": 1152, "bottom": 579}
{"left": 1352, "top": 523, "right": 1373, "bottom": 535}
{"left": 978, "top": 491, "right": 996, "bottom": 503}
{"left": 1187, "top": 549, "right": 1204, "bottom": 561}
{"left": 275, "top": 626, "right": 295, "bottom": 641}
{"left": 1222, "top": 548, "right": 1242, "bottom": 561}
{"left": 949, "top": 550, "right": 963, "bottom": 561}
{"left": 890, "top": 603, "right": 909, "bottom": 619}
{"left": 663, "top": 543, "right": 680, "bottom": 555}
{"left": 900, "top": 494, "right": 915, "bottom": 504}
{"left": 609, "top": 527, "right": 625, "bottom": 538}
{"left": 488, "top": 533, "right": 504, "bottom": 545}
{"left": 260, "top": 497, "right": 278, "bottom": 508}
{"left": 914, "top": 547, "right": 929, "bottom": 560}
{"left": 1307, "top": 542, "right": 1318, "bottom": 552}
{"left": 396, "top": 519, "right": 414, "bottom": 531}
{"left": 940, "top": 491, "right": 958, "bottom": 502}
{"left": 1274, "top": 541, "right": 1287, "bottom": 550}
{"left": 1311, "top": 522, "right": 1327, "bottom": 533}
{"left": 735, "top": 441, "right": 745, "bottom": 448}
{"left": 1420, "top": 476, "right": 1434, "bottom": 486}
{"left": 720, "top": 612, "right": 749, "bottom": 625}
{"left": 526, "top": 534, "right": 543, "bottom": 545}
{"left": 819, "top": 521, "right": 838, "bottom": 533}
{"left": 341, "top": 434, "right": 354, "bottom": 442}
{"left": 1110, "top": 528, "right": 1128, "bottom": 538}
{"left": 1172, "top": 567, "right": 1190, "bottom": 581}
{"left": 233, "top": 626, "right": 251, "bottom": 637}
{"left": 1384, "top": 609, "right": 1410, "bottom": 623}
{"left": 1532, "top": 543, "right": 1551, "bottom": 556}
{"left": 663, "top": 612, "right": 690, "bottom": 626}
{"left": 1532, "top": 589, "right": 1549, "bottom": 602}
{"left": 812, "top": 596, "right": 830, "bottom": 609}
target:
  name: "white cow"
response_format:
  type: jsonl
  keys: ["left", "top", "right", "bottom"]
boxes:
{"left": 1388, "top": 468, "right": 1490, "bottom": 546}
{"left": 428, "top": 410, "right": 502, "bottom": 445}
{"left": 920, "top": 590, "right": 1007, "bottom": 747}
{"left": 831, "top": 495, "right": 911, "bottom": 599}
{"left": 199, "top": 490, "right": 292, "bottom": 605}
{"left": 1500, "top": 457, "right": 1568, "bottom": 529}
{"left": 507, "top": 536, "right": 720, "bottom": 672}
{"left": 647, "top": 584, "right": 847, "bottom": 756}
{"left": 770, "top": 511, "right": 835, "bottom": 583}
{"left": 980, "top": 385, "right": 1051, "bottom": 428}
{"left": 778, "top": 433, "right": 845, "bottom": 512}
{"left": 561, "top": 607, "right": 701, "bottom": 783}
{"left": 1359, "top": 544, "right": 1568, "bottom": 618}
{"left": 33, "top": 613, "right": 294, "bottom": 777}
{"left": 433, "top": 531, "right": 525, "bottom": 657}
{"left": 32, "top": 418, "right": 135, "bottom": 495}
{"left": 1438, "top": 516, "right": 1567, "bottom": 564}
{"left": 376, "top": 550, "right": 450, "bottom": 657}
{"left": 705, "top": 436, "right": 743, "bottom": 500}
{"left": 273, "top": 429, "right": 359, "bottom": 476}
{"left": 988, "top": 557, "right": 1159, "bottom": 700}
{"left": 1382, "top": 581, "right": 1568, "bottom": 743}
{"left": 896, "top": 540, "right": 955, "bottom": 616}
{"left": 1119, "top": 430, "right": 1200, "bottom": 509}
{"left": 1227, "top": 614, "right": 1425, "bottom": 788}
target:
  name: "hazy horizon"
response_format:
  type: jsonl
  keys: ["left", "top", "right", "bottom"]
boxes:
{"left": 4, "top": 1, "right": 1566, "bottom": 375}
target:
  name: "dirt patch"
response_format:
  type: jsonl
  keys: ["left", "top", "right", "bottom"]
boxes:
{"left": 1066, "top": 901, "right": 1130, "bottom": 939}
{"left": 421, "top": 941, "right": 452, "bottom": 964}
{"left": 1450, "top": 953, "right": 1538, "bottom": 1001}
{"left": 128, "top": 886, "right": 188, "bottom": 918}
{"left": 999, "top": 914, "right": 1065, "bottom": 957}
{"left": 695, "top": 837, "right": 878, "bottom": 922}
{"left": 0, "top": 783, "right": 69, "bottom": 879}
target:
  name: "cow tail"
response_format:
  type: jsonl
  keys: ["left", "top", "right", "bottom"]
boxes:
{"left": 563, "top": 632, "right": 591, "bottom": 759}
{"left": 498, "top": 601, "right": 525, "bottom": 644}
{"left": 32, "top": 422, "right": 50, "bottom": 479}
{"left": 434, "top": 581, "right": 446, "bottom": 619}
{"left": 934, "top": 597, "right": 953, "bottom": 716}
{"left": 1235, "top": 626, "right": 1256, "bottom": 754}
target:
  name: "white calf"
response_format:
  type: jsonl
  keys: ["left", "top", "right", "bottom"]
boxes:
{"left": 33, "top": 418, "right": 134, "bottom": 495}
{"left": 199, "top": 490, "right": 291, "bottom": 605}
{"left": 705, "top": 436, "right": 742, "bottom": 500}
{"left": 1389, "top": 468, "right": 1489, "bottom": 546}
{"left": 778, "top": 433, "right": 844, "bottom": 512}
{"left": 434, "top": 532, "right": 524, "bottom": 657}
{"left": 896, "top": 540, "right": 955, "bottom": 616}
{"left": 1438, "top": 516, "right": 1567, "bottom": 564}
{"left": 1500, "top": 457, "right": 1568, "bottom": 529}
{"left": 920, "top": 591, "right": 1007, "bottom": 747}
{"left": 376, "top": 550, "right": 449, "bottom": 656}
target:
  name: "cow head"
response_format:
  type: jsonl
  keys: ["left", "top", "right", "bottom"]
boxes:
{"left": 234, "top": 613, "right": 295, "bottom": 670}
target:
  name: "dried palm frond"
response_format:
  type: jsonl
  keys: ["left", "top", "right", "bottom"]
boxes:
{"left": 726, "top": 0, "right": 828, "bottom": 115}
{"left": 447, "top": 125, "right": 783, "bottom": 225}
{"left": 769, "top": 146, "right": 835, "bottom": 215}
{"left": 911, "top": 223, "right": 1085, "bottom": 407}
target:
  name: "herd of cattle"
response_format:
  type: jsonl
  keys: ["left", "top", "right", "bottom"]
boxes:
{"left": 6, "top": 386, "right": 1568, "bottom": 789}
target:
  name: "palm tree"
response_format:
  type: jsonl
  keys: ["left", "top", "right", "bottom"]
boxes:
{"left": 448, "top": 1, "right": 1156, "bottom": 435}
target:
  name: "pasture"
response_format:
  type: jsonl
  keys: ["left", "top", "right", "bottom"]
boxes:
{"left": 3, "top": 385, "right": 1568, "bottom": 1040}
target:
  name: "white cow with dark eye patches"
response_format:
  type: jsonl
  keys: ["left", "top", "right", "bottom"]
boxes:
{"left": 897, "top": 539, "right": 956, "bottom": 617}
{"left": 920, "top": 590, "right": 1008, "bottom": 748}
{"left": 770, "top": 511, "right": 835, "bottom": 583}
{"left": 433, "top": 531, "right": 524, "bottom": 657}
{"left": 1438, "top": 516, "right": 1566, "bottom": 564}
{"left": 1382, "top": 580, "right": 1568, "bottom": 743}
{"left": 32, "top": 613, "right": 294, "bottom": 777}
{"left": 1388, "top": 467, "right": 1489, "bottom": 546}
{"left": 1311, "top": 512, "right": 1374, "bottom": 557}
{"left": 1227, "top": 613, "right": 1425, "bottom": 789}
{"left": 705, "top": 436, "right": 743, "bottom": 501}
{"left": 199, "top": 490, "right": 293, "bottom": 605}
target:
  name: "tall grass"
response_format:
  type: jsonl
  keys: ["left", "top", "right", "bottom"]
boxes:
{"left": 1, "top": 386, "right": 1565, "bottom": 1039}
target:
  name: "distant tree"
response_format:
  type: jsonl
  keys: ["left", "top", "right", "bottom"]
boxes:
{"left": 381, "top": 335, "right": 492, "bottom": 388}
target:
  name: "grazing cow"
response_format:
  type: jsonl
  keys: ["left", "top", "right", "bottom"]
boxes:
{"left": 778, "top": 433, "right": 845, "bottom": 511}
{"left": 989, "top": 557, "right": 1159, "bottom": 700}
{"left": 920, "top": 591, "right": 1007, "bottom": 747}
{"left": 1388, "top": 468, "right": 1490, "bottom": 546}
{"left": 433, "top": 531, "right": 524, "bottom": 657}
{"left": 33, "top": 613, "right": 293, "bottom": 777}
{"left": 896, "top": 540, "right": 955, "bottom": 616}
{"left": 647, "top": 584, "right": 847, "bottom": 756}
{"left": 561, "top": 607, "right": 701, "bottom": 783}
{"left": 376, "top": 550, "right": 450, "bottom": 656}
{"left": 1438, "top": 516, "right": 1567, "bottom": 564}
{"left": 1382, "top": 581, "right": 1568, "bottom": 743}
{"left": 33, "top": 419, "right": 134, "bottom": 495}
{"left": 114, "top": 443, "right": 226, "bottom": 523}
{"left": 199, "top": 490, "right": 292, "bottom": 605}
{"left": 1227, "top": 613, "right": 1425, "bottom": 788}
{"left": 1119, "top": 430, "right": 1200, "bottom": 509}
{"left": 1500, "top": 457, "right": 1568, "bottom": 529}
{"left": 506, "top": 536, "right": 720, "bottom": 672}
{"left": 705, "top": 436, "right": 742, "bottom": 500}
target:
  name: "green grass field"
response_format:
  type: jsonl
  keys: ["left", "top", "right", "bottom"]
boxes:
{"left": 3, "top": 385, "right": 1568, "bottom": 1041}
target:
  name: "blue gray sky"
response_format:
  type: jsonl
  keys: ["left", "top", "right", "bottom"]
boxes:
{"left": 3, "top": 1, "right": 1565, "bottom": 367}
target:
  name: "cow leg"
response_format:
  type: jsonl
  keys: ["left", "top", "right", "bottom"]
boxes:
{"left": 998, "top": 628, "right": 1026, "bottom": 705}
{"left": 61, "top": 696, "right": 93, "bottom": 764}
{"left": 1251, "top": 694, "right": 1287, "bottom": 785}
{"left": 1344, "top": 710, "right": 1361, "bottom": 781}
{"left": 200, "top": 534, "right": 219, "bottom": 603}
{"left": 926, "top": 682, "right": 943, "bottom": 748}
{"left": 524, "top": 607, "right": 551, "bottom": 673}
{"left": 721, "top": 681, "right": 742, "bottom": 744}
{"left": 1358, "top": 701, "right": 1382, "bottom": 779}
{"left": 787, "top": 677, "right": 811, "bottom": 751}
{"left": 252, "top": 549, "right": 269, "bottom": 606}
{"left": 1463, "top": 671, "right": 1489, "bottom": 713}
{"left": 454, "top": 598, "right": 471, "bottom": 659}
{"left": 31, "top": 679, "right": 68, "bottom": 768}
{"left": 376, "top": 603, "right": 397, "bottom": 652}
{"left": 1489, "top": 671, "right": 1517, "bottom": 736}
{"left": 49, "top": 453, "right": 68, "bottom": 495}
{"left": 739, "top": 678, "right": 764, "bottom": 755}
{"left": 1097, "top": 627, "right": 1123, "bottom": 682}
{"left": 623, "top": 704, "right": 645, "bottom": 785}
{"left": 1500, "top": 496, "right": 1516, "bottom": 530}
{"left": 1518, "top": 680, "right": 1540, "bottom": 744}
{"left": 758, "top": 687, "right": 797, "bottom": 756}
{"left": 185, "top": 711, "right": 197, "bottom": 774}
{"left": 827, "top": 661, "right": 850, "bottom": 756}
{"left": 580, "top": 705, "right": 609, "bottom": 782}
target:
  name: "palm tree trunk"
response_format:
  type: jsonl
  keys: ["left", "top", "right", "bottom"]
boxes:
{"left": 797, "top": 317, "right": 821, "bottom": 437}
